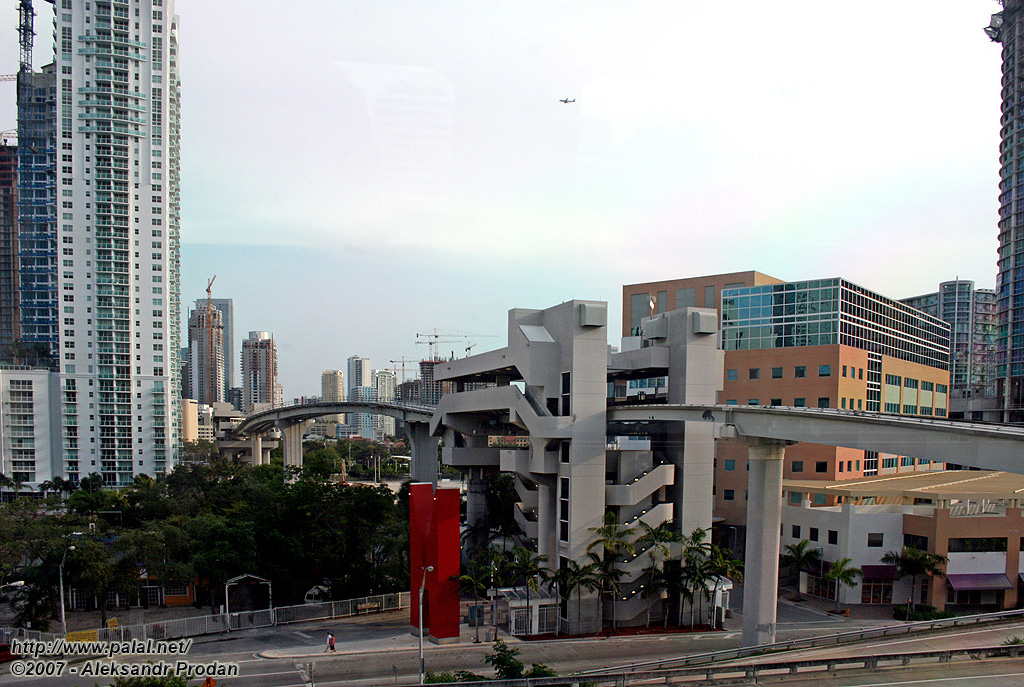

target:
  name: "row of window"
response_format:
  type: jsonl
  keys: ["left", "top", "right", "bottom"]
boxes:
{"left": 725, "top": 397, "right": 831, "bottom": 408}
{"left": 726, "top": 365, "right": 831, "bottom": 381}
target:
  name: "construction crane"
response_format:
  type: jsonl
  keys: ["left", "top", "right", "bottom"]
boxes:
{"left": 415, "top": 329, "right": 495, "bottom": 361}
{"left": 206, "top": 276, "right": 217, "bottom": 406}
{"left": 18, "top": 1, "right": 54, "bottom": 75}
{"left": 389, "top": 357, "right": 417, "bottom": 385}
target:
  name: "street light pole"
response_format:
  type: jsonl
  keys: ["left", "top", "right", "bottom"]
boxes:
{"left": 418, "top": 565, "right": 434, "bottom": 685}
{"left": 59, "top": 545, "right": 76, "bottom": 636}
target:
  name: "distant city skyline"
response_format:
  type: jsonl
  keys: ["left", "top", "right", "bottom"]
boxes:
{"left": 0, "top": 2, "right": 1003, "bottom": 401}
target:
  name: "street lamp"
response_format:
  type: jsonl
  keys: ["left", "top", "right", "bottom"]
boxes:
{"left": 418, "top": 565, "right": 434, "bottom": 685}
{"left": 59, "top": 545, "right": 75, "bottom": 637}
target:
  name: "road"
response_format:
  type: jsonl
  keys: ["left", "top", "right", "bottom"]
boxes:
{"left": 2, "top": 609, "right": 1024, "bottom": 686}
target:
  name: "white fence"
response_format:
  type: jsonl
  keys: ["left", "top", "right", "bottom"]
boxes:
{"left": 1, "top": 591, "right": 410, "bottom": 646}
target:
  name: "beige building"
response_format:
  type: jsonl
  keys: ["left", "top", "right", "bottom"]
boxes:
{"left": 782, "top": 470, "right": 1024, "bottom": 612}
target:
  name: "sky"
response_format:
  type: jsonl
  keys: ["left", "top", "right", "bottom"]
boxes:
{"left": 0, "top": 1, "right": 1007, "bottom": 400}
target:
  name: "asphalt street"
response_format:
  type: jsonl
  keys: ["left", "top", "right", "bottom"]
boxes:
{"left": 2, "top": 599, "right": 1023, "bottom": 686}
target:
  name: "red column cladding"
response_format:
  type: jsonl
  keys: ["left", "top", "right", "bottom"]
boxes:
{"left": 409, "top": 483, "right": 461, "bottom": 640}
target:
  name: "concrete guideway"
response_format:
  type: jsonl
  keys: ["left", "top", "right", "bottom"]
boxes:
{"left": 610, "top": 402, "right": 1024, "bottom": 647}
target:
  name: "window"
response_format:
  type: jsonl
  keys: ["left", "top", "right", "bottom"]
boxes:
{"left": 704, "top": 285, "right": 716, "bottom": 308}
{"left": 789, "top": 491, "right": 802, "bottom": 504}
{"left": 901, "top": 456, "right": 914, "bottom": 467}
{"left": 726, "top": 369, "right": 738, "bottom": 381}
{"left": 794, "top": 398, "right": 806, "bottom": 407}
{"left": 771, "top": 367, "right": 783, "bottom": 379}
{"left": 676, "top": 287, "right": 696, "bottom": 308}
{"left": 818, "top": 365, "right": 831, "bottom": 377}
{"left": 867, "top": 533, "right": 884, "bottom": 547}
{"left": 770, "top": 398, "right": 782, "bottom": 406}
{"left": 558, "top": 478, "right": 569, "bottom": 542}
{"left": 817, "top": 397, "right": 830, "bottom": 408}
{"left": 815, "top": 461, "right": 827, "bottom": 473}
{"left": 559, "top": 442, "right": 570, "bottom": 464}
{"left": 748, "top": 368, "right": 760, "bottom": 380}
{"left": 828, "top": 530, "right": 838, "bottom": 545}
{"left": 842, "top": 365, "right": 847, "bottom": 377}
{"left": 839, "top": 461, "right": 844, "bottom": 473}
{"left": 747, "top": 399, "right": 759, "bottom": 405}
{"left": 795, "top": 366, "right": 806, "bottom": 378}
{"left": 724, "top": 459, "right": 736, "bottom": 471}
{"left": 813, "top": 493, "right": 827, "bottom": 505}
{"left": 809, "top": 527, "right": 819, "bottom": 542}
{"left": 723, "top": 489, "right": 735, "bottom": 501}
{"left": 792, "top": 525, "right": 801, "bottom": 538}
{"left": 791, "top": 460, "right": 803, "bottom": 473}
{"left": 882, "top": 456, "right": 896, "bottom": 469}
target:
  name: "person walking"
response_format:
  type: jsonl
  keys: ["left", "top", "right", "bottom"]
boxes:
{"left": 325, "top": 632, "right": 336, "bottom": 652}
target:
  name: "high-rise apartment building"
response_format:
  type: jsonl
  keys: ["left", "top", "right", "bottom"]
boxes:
{"left": 988, "top": 3, "right": 1024, "bottom": 420}
{"left": 321, "top": 369, "right": 345, "bottom": 424}
{"left": 373, "top": 369, "right": 396, "bottom": 439}
{"left": 241, "top": 331, "right": 277, "bottom": 412}
{"left": 209, "top": 298, "right": 234, "bottom": 392}
{"left": 0, "top": 140, "right": 19, "bottom": 347}
{"left": 186, "top": 303, "right": 224, "bottom": 406}
{"left": 346, "top": 355, "right": 372, "bottom": 438}
{"left": 5, "top": 2, "right": 182, "bottom": 486}
{"left": 902, "top": 280, "right": 998, "bottom": 421}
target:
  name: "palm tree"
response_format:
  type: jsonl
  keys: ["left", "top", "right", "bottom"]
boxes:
{"left": 704, "top": 545, "right": 744, "bottom": 628}
{"left": 636, "top": 520, "right": 683, "bottom": 629}
{"left": 507, "top": 546, "right": 551, "bottom": 636}
{"left": 550, "top": 558, "right": 600, "bottom": 636}
{"left": 587, "top": 511, "right": 637, "bottom": 632}
{"left": 821, "top": 557, "right": 862, "bottom": 612}
{"left": 680, "top": 528, "right": 711, "bottom": 628}
{"left": 457, "top": 560, "right": 491, "bottom": 643}
{"left": 587, "top": 550, "right": 628, "bottom": 633}
{"left": 881, "top": 546, "right": 949, "bottom": 614}
{"left": 780, "top": 539, "right": 823, "bottom": 601}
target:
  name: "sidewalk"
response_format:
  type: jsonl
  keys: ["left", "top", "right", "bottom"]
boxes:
{"left": 259, "top": 623, "right": 504, "bottom": 659}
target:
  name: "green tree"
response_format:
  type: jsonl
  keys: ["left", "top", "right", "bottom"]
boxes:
{"left": 635, "top": 520, "right": 682, "bottom": 629}
{"left": 587, "top": 511, "right": 637, "bottom": 632}
{"left": 704, "top": 544, "right": 743, "bottom": 627}
{"left": 679, "top": 528, "right": 711, "bottom": 628}
{"left": 457, "top": 559, "right": 490, "bottom": 643}
{"left": 550, "top": 558, "right": 600, "bottom": 636}
{"left": 821, "top": 557, "right": 862, "bottom": 611}
{"left": 507, "top": 546, "right": 551, "bottom": 635}
{"left": 780, "top": 539, "right": 823, "bottom": 601}
{"left": 881, "top": 546, "right": 949, "bottom": 613}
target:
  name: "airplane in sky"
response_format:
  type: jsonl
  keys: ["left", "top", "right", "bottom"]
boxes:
{"left": 559, "top": 98, "right": 576, "bottom": 104}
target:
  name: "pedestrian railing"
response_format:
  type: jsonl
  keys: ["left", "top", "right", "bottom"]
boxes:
{"left": 0, "top": 591, "right": 410, "bottom": 647}
{"left": 580, "top": 606, "right": 1024, "bottom": 675}
{"left": 419, "top": 644, "right": 1024, "bottom": 687}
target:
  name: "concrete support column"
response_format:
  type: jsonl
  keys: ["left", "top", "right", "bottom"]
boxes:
{"left": 406, "top": 422, "right": 440, "bottom": 486}
{"left": 536, "top": 479, "right": 557, "bottom": 565}
{"left": 739, "top": 436, "right": 790, "bottom": 647}
{"left": 277, "top": 420, "right": 307, "bottom": 470}
{"left": 250, "top": 434, "right": 263, "bottom": 466}
{"left": 465, "top": 467, "right": 490, "bottom": 545}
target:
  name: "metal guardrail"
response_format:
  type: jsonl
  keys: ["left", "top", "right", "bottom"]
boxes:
{"left": 0, "top": 591, "right": 411, "bottom": 646}
{"left": 413, "top": 645, "right": 1024, "bottom": 687}
{"left": 580, "top": 606, "right": 1024, "bottom": 675}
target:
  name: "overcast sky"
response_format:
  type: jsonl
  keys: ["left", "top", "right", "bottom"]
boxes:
{"left": 0, "top": 2, "right": 1007, "bottom": 399}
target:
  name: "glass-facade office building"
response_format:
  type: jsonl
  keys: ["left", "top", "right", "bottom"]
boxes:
{"left": 721, "top": 279, "right": 950, "bottom": 370}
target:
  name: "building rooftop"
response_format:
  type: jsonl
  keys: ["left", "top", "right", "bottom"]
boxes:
{"left": 785, "top": 470, "right": 1024, "bottom": 501}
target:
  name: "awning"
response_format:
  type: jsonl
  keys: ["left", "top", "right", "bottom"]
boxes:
{"left": 946, "top": 573, "right": 1012, "bottom": 590}
{"left": 860, "top": 565, "right": 897, "bottom": 581}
